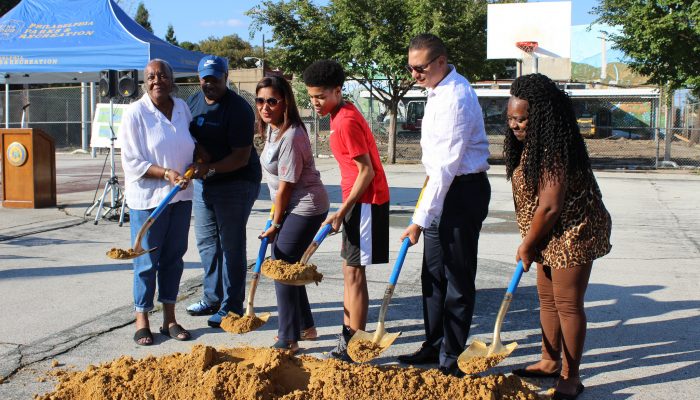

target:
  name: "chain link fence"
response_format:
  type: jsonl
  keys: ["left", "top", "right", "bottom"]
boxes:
{"left": 2, "top": 83, "right": 699, "bottom": 168}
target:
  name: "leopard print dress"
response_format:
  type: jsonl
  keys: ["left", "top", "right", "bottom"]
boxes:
{"left": 512, "top": 162, "right": 612, "bottom": 269}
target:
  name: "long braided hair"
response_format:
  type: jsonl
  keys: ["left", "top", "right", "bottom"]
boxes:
{"left": 504, "top": 73, "right": 591, "bottom": 191}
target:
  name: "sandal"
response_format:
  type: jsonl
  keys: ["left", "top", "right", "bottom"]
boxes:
{"left": 133, "top": 327, "right": 153, "bottom": 346}
{"left": 160, "top": 323, "right": 191, "bottom": 341}
{"left": 552, "top": 383, "right": 584, "bottom": 400}
{"left": 301, "top": 326, "right": 318, "bottom": 341}
{"left": 272, "top": 340, "right": 299, "bottom": 354}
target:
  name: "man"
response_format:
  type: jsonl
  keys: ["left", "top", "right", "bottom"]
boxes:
{"left": 303, "top": 60, "right": 390, "bottom": 361}
{"left": 397, "top": 34, "right": 491, "bottom": 377}
{"left": 186, "top": 55, "right": 262, "bottom": 328}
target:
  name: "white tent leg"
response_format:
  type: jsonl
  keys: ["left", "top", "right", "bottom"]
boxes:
{"left": 4, "top": 84, "right": 8, "bottom": 128}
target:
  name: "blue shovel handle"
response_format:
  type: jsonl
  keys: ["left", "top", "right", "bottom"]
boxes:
{"left": 506, "top": 260, "right": 525, "bottom": 295}
{"left": 253, "top": 210, "right": 275, "bottom": 274}
{"left": 313, "top": 223, "right": 333, "bottom": 243}
{"left": 148, "top": 183, "right": 183, "bottom": 221}
{"left": 388, "top": 237, "right": 411, "bottom": 285}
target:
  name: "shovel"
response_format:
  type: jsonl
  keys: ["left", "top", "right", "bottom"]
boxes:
{"left": 106, "top": 166, "right": 194, "bottom": 260}
{"left": 239, "top": 207, "right": 276, "bottom": 329}
{"left": 457, "top": 260, "right": 525, "bottom": 374}
{"left": 268, "top": 223, "right": 333, "bottom": 286}
{"left": 348, "top": 178, "right": 428, "bottom": 361}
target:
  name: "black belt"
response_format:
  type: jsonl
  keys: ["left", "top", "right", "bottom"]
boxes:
{"left": 453, "top": 171, "right": 487, "bottom": 182}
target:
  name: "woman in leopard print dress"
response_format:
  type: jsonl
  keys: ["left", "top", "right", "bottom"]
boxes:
{"left": 504, "top": 74, "right": 611, "bottom": 400}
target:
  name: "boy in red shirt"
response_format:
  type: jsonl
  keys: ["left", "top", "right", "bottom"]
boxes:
{"left": 303, "top": 60, "right": 390, "bottom": 361}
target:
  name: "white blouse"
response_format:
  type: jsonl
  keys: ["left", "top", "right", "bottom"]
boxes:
{"left": 120, "top": 93, "right": 195, "bottom": 210}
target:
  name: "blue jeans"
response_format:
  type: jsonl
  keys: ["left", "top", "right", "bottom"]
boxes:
{"left": 272, "top": 212, "right": 327, "bottom": 342}
{"left": 193, "top": 179, "right": 260, "bottom": 315}
{"left": 130, "top": 200, "right": 192, "bottom": 313}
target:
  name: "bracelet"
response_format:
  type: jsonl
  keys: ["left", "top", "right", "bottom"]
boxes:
{"left": 163, "top": 168, "right": 170, "bottom": 181}
{"left": 272, "top": 223, "right": 282, "bottom": 229}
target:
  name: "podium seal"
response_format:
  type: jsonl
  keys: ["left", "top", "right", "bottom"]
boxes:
{"left": 7, "top": 141, "right": 28, "bottom": 167}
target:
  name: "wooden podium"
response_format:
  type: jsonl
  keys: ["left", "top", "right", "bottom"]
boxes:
{"left": 1, "top": 128, "right": 56, "bottom": 208}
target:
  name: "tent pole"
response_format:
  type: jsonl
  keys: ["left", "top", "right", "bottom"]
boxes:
{"left": 81, "top": 82, "right": 89, "bottom": 151}
{"left": 90, "top": 82, "right": 96, "bottom": 158}
{"left": 4, "top": 84, "right": 9, "bottom": 129}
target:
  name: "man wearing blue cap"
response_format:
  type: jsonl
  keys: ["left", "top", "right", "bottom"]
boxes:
{"left": 186, "top": 55, "right": 262, "bottom": 328}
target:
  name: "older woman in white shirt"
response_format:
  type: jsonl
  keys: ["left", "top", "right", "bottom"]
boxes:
{"left": 120, "top": 59, "right": 195, "bottom": 346}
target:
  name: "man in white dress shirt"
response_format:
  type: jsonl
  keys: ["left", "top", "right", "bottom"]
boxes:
{"left": 397, "top": 34, "right": 491, "bottom": 377}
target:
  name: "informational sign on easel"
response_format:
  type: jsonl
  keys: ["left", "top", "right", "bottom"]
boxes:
{"left": 90, "top": 103, "right": 129, "bottom": 148}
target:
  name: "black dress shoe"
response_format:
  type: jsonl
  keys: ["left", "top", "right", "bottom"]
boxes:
{"left": 397, "top": 345, "right": 439, "bottom": 364}
{"left": 439, "top": 366, "right": 466, "bottom": 378}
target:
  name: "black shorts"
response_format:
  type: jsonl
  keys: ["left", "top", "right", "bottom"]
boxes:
{"left": 340, "top": 202, "right": 389, "bottom": 266}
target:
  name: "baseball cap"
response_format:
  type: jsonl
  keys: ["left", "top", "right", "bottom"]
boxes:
{"left": 198, "top": 55, "right": 227, "bottom": 79}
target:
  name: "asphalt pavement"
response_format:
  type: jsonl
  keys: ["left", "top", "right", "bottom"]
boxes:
{"left": 0, "top": 152, "right": 699, "bottom": 399}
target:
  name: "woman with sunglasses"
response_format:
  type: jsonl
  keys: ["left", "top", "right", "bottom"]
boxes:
{"left": 255, "top": 76, "right": 329, "bottom": 353}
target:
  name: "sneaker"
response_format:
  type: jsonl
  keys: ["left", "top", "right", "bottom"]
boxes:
{"left": 207, "top": 310, "right": 226, "bottom": 328}
{"left": 329, "top": 330, "right": 353, "bottom": 362}
{"left": 186, "top": 300, "right": 219, "bottom": 316}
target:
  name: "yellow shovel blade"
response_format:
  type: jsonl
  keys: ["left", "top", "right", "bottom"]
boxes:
{"left": 347, "top": 329, "right": 401, "bottom": 362}
{"left": 457, "top": 340, "right": 518, "bottom": 374}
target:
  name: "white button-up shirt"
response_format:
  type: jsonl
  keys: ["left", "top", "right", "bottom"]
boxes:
{"left": 120, "top": 93, "right": 195, "bottom": 210}
{"left": 413, "top": 66, "right": 490, "bottom": 228}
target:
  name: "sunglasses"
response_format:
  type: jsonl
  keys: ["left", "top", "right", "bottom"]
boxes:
{"left": 405, "top": 54, "right": 441, "bottom": 74}
{"left": 255, "top": 97, "right": 282, "bottom": 107}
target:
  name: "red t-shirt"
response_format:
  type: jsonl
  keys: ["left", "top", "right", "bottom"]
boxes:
{"left": 330, "top": 103, "right": 390, "bottom": 204}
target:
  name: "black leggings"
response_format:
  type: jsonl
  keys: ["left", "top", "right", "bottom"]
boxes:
{"left": 272, "top": 212, "right": 327, "bottom": 342}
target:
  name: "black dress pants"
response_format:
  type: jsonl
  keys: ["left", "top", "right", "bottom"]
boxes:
{"left": 421, "top": 172, "right": 490, "bottom": 369}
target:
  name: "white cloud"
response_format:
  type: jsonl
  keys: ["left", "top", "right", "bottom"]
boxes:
{"left": 199, "top": 19, "right": 245, "bottom": 28}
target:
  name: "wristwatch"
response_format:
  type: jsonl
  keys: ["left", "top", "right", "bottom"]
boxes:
{"left": 272, "top": 223, "right": 282, "bottom": 229}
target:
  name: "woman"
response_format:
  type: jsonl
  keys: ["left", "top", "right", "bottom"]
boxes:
{"left": 256, "top": 76, "right": 330, "bottom": 353}
{"left": 120, "top": 59, "right": 195, "bottom": 346}
{"left": 504, "top": 74, "right": 612, "bottom": 399}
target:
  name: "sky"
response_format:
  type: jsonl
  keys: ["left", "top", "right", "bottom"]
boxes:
{"left": 131, "top": 0, "right": 600, "bottom": 45}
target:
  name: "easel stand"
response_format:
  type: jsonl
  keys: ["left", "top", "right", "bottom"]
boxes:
{"left": 86, "top": 99, "right": 128, "bottom": 225}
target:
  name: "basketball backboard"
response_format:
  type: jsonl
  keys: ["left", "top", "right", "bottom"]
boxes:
{"left": 487, "top": 1, "right": 572, "bottom": 60}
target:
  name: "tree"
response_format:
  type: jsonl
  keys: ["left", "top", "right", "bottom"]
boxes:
{"left": 134, "top": 2, "right": 153, "bottom": 33}
{"left": 594, "top": 0, "right": 700, "bottom": 92}
{"left": 198, "top": 34, "right": 263, "bottom": 69}
{"left": 1, "top": 0, "right": 21, "bottom": 16}
{"left": 180, "top": 41, "right": 200, "bottom": 52}
{"left": 165, "top": 24, "right": 178, "bottom": 45}
{"left": 248, "top": 0, "right": 508, "bottom": 163}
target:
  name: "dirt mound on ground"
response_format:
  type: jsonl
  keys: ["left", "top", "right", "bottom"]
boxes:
{"left": 37, "top": 345, "right": 543, "bottom": 400}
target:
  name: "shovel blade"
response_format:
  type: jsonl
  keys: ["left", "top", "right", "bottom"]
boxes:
{"left": 457, "top": 340, "right": 518, "bottom": 374}
{"left": 256, "top": 312, "right": 271, "bottom": 324}
{"left": 105, "top": 247, "right": 156, "bottom": 260}
{"left": 351, "top": 329, "right": 401, "bottom": 351}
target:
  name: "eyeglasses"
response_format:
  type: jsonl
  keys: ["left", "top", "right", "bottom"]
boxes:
{"left": 255, "top": 97, "right": 283, "bottom": 107}
{"left": 146, "top": 73, "right": 170, "bottom": 81}
{"left": 405, "top": 54, "right": 441, "bottom": 74}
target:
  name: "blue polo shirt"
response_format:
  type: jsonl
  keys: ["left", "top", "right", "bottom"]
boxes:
{"left": 187, "top": 89, "right": 261, "bottom": 184}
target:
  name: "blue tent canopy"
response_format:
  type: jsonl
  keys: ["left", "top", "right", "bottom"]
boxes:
{"left": 0, "top": 0, "right": 204, "bottom": 84}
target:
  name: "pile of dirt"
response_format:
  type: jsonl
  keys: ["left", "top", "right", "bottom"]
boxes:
{"left": 106, "top": 248, "right": 138, "bottom": 259}
{"left": 220, "top": 312, "right": 267, "bottom": 334}
{"left": 262, "top": 259, "right": 323, "bottom": 285}
{"left": 37, "top": 345, "right": 544, "bottom": 400}
{"left": 347, "top": 339, "right": 384, "bottom": 363}
{"left": 458, "top": 354, "right": 508, "bottom": 375}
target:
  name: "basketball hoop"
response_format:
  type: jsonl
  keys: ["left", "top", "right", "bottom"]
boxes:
{"left": 516, "top": 41, "right": 539, "bottom": 54}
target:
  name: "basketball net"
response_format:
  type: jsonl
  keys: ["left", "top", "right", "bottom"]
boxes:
{"left": 515, "top": 41, "right": 538, "bottom": 54}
